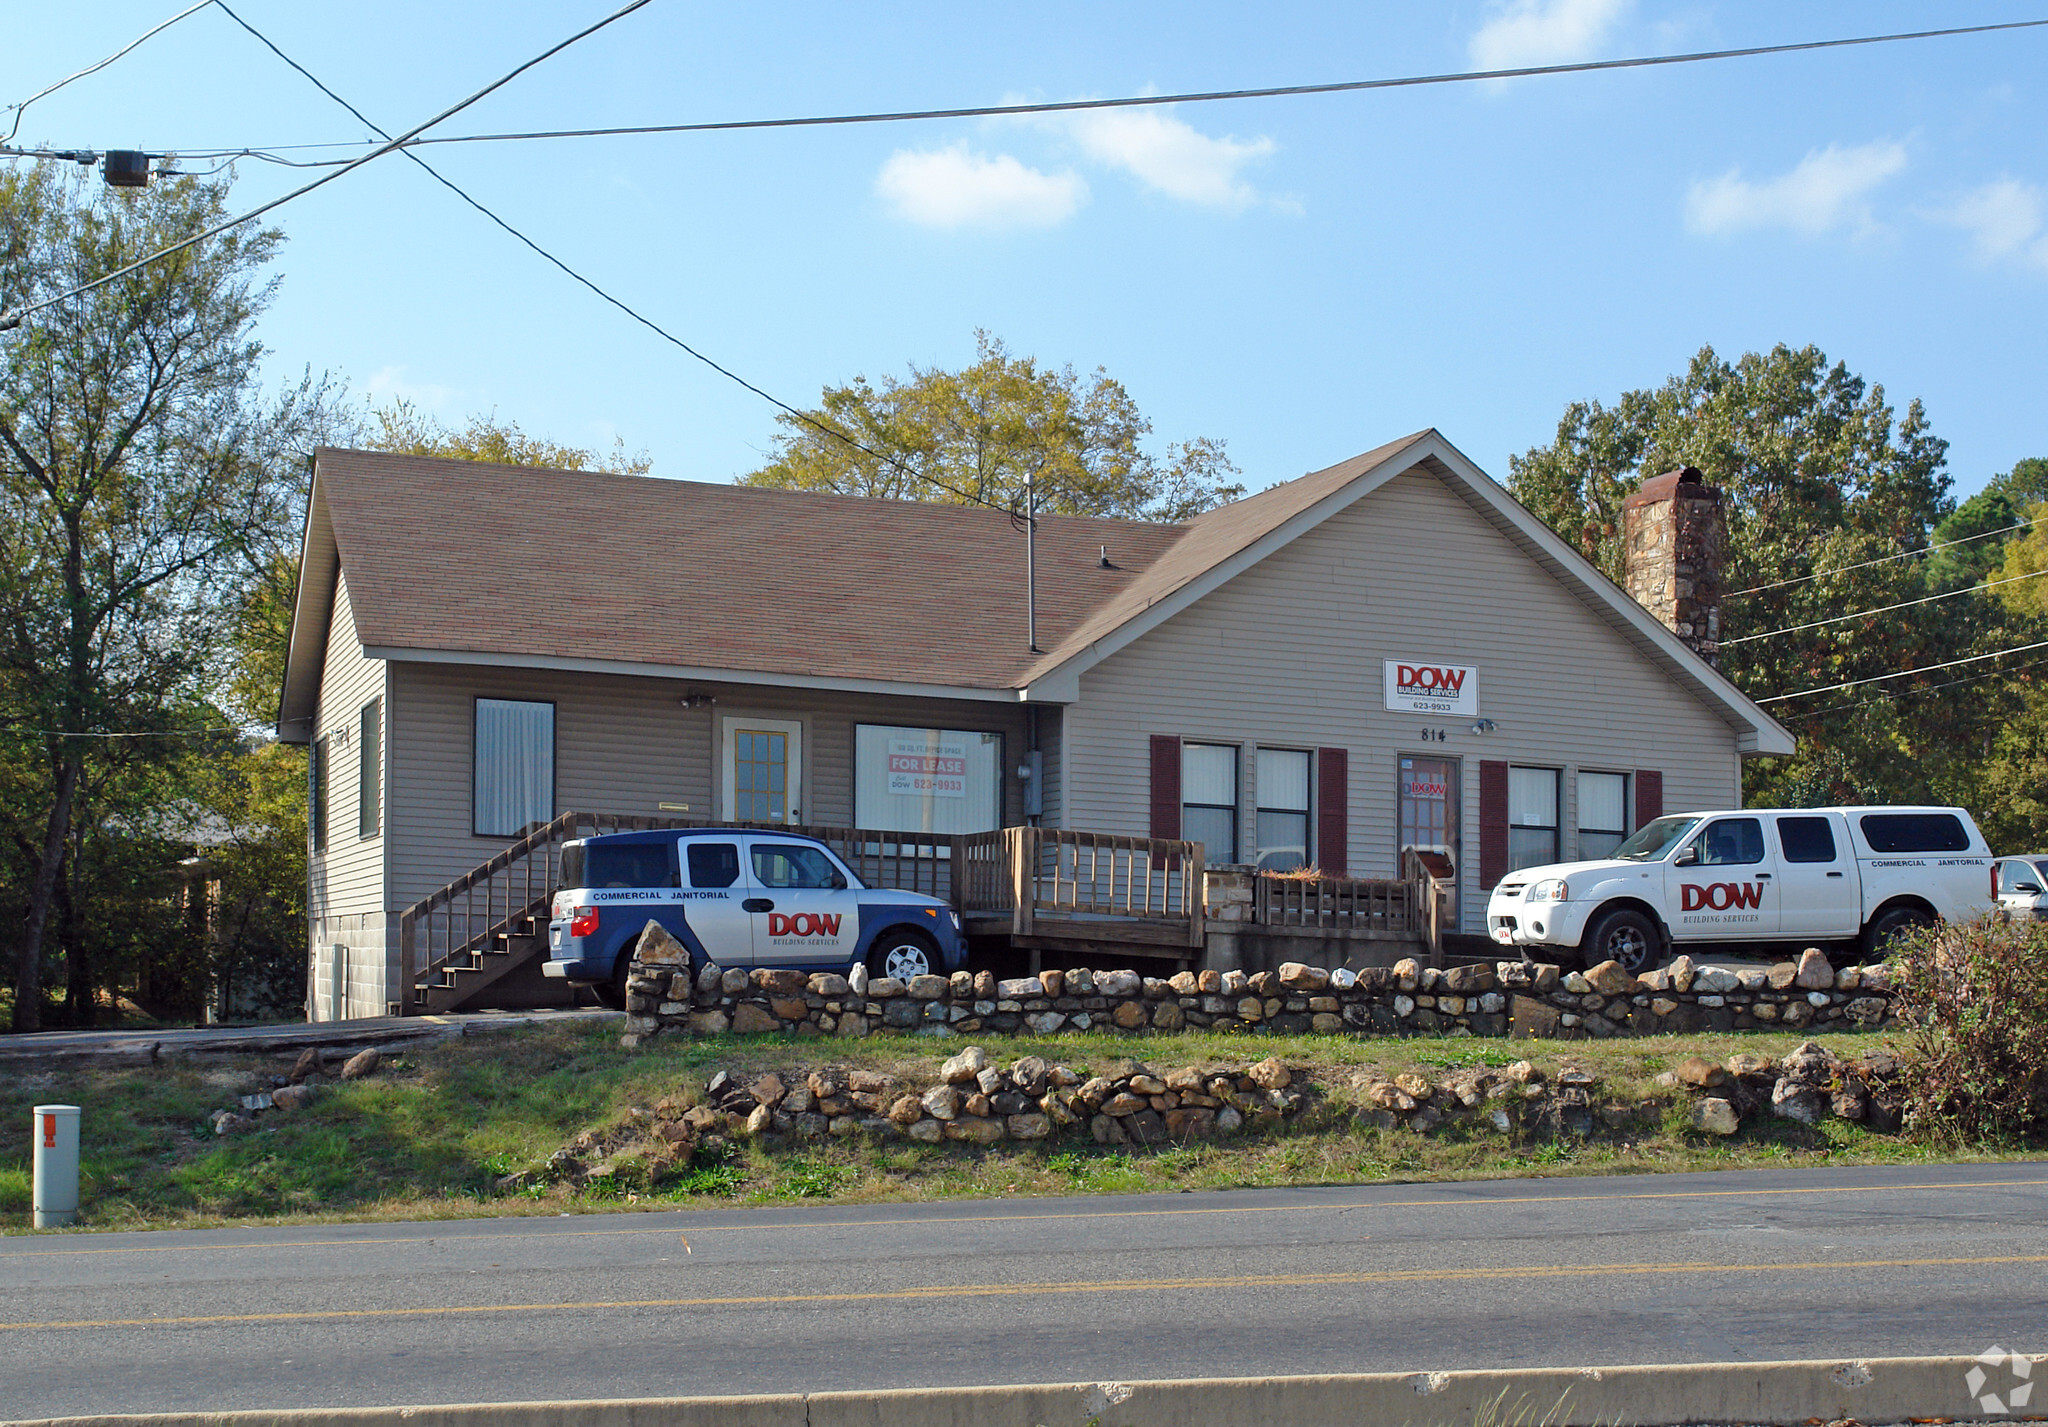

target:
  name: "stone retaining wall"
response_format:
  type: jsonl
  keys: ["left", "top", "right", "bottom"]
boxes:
{"left": 620, "top": 922, "right": 1894, "bottom": 1046}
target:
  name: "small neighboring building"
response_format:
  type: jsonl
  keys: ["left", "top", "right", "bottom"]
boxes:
{"left": 279, "top": 432, "right": 1790, "bottom": 1019}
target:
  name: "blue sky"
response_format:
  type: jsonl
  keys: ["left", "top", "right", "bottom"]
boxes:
{"left": 6, "top": 1, "right": 2047, "bottom": 502}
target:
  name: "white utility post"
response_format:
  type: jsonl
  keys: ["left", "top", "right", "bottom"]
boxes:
{"left": 32, "top": 1104, "right": 80, "bottom": 1228}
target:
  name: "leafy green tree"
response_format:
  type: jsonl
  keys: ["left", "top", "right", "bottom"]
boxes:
{"left": 367, "top": 398, "right": 650, "bottom": 476}
{"left": 1509, "top": 343, "right": 2021, "bottom": 808}
{"left": 1927, "top": 488, "right": 2020, "bottom": 591}
{"left": 0, "top": 165, "right": 343, "bottom": 1030}
{"left": 740, "top": 330, "right": 1244, "bottom": 521}
{"left": 1992, "top": 502, "right": 2048, "bottom": 622}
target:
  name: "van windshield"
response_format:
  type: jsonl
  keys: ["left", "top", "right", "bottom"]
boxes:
{"left": 1609, "top": 815, "right": 1701, "bottom": 862}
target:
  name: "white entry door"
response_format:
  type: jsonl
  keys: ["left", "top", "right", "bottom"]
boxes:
{"left": 723, "top": 716, "right": 803, "bottom": 824}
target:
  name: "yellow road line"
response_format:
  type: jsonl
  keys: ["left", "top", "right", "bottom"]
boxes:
{"left": 6, "top": 1251, "right": 2047, "bottom": 1333}
{"left": 5, "top": 1174, "right": 2046, "bottom": 1260}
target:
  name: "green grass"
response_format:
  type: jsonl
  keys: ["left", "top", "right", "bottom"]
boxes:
{"left": 0, "top": 1020, "right": 2031, "bottom": 1234}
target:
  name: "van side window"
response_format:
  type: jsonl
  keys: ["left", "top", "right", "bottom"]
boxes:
{"left": 1777, "top": 816, "right": 1838, "bottom": 864}
{"left": 1859, "top": 813, "right": 1970, "bottom": 853}
{"left": 1690, "top": 817, "right": 1764, "bottom": 866}
{"left": 583, "top": 841, "right": 679, "bottom": 888}
{"left": 687, "top": 842, "right": 741, "bottom": 889}
{"left": 752, "top": 844, "right": 842, "bottom": 889}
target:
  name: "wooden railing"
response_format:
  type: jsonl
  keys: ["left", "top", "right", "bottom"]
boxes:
{"left": 1244, "top": 856, "right": 1454, "bottom": 964}
{"left": 396, "top": 812, "right": 960, "bottom": 1012}
{"left": 954, "top": 827, "right": 1205, "bottom": 947}
{"left": 1253, "top": 874, "right": 1417, "bottom": 932}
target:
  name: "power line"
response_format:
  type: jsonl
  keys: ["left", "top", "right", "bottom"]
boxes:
{"left": 208, "top": 3, "right": 1019, "bottom": 521}
{"left": 0, "top": 728, "right": 245, "bottom": 741}
{"left": 1756, "top": 639, "right": 2048, "bottom": 705}
{"left": 1727, "top": 511, "right": 2045, "bottom": 599}
{"left": 1722, "top": 565, "right": 2048, "bottom": 646}
{"left": 153, "top": 16, "right": 2048, "bottom": 163}
{"left": 1798, "top": 654, "right": 2048, "bottom": 721}
{"left": 2, "top": 0, "right": 215, "bottom": 145}
{"left": 0, "top": 0, "right": 655, "bottom": 333}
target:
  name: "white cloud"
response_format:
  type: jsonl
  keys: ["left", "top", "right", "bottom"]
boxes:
{"left": 1471, "top": 0, "right": 1630, "bottom": 69}
{"left": 1936, "top": 178, "right": 2048, "bottom": 271}
{"left": 363, "top": 365, "right": 458, "bottom": 412}
{"left": 875, "top": 144, "right": 1086, "bottom": 229}
{"left": 1685, "top": 142, "right": 1908, "bottom": 237}
{"left": 1062, "top": 109, "right": 1275, "bottom": 210}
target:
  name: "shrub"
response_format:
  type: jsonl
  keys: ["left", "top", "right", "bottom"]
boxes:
{"left": 1891, "top": 916, "right": 2048, "bottom": 1144}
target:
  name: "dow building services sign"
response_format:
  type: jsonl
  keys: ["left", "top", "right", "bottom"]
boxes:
{"left": 1384, "top": 660, "right": 1480, "bottom": 716}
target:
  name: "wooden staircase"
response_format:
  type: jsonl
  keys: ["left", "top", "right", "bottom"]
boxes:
{"left": 395, "top": 812, "right": 961, "bottom": 1015}
{"left": 398, "top": 811, "right": 700, "bottom": 1015}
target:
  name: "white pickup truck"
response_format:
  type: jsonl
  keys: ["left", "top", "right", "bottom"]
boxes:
{"left": 1486, "top": 805, "right": 1994, "bottom": 972}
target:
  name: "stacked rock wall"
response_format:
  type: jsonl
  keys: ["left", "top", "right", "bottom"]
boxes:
{"left": 622, "top": 923, "right": 1894, "bottom": 1046}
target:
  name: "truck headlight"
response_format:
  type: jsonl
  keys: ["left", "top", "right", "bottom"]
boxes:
{"left": 1527, "top": 878, "right": 1568, "bottom": 903}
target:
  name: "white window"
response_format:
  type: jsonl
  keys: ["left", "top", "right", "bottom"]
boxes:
{"left": 1508, "top": 766, "right": 1560, "bottom": 873}
{"left": 474, "top": 698, "right": 555, "bottom": 837}
{"left": 1577, "top": 771, "right": 1629, "bottom": 860}
{"left": 1254, "top": 748, "right": 1311, "bottom": 872}
{"left": 1182, "top": 743, "right": 1239, "bottom": 862}
{"left": 854, "top": 725, "right": 1003, "bottom": 835}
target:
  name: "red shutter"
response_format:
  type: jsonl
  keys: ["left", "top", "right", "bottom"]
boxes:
{"left": 1149, "top": 735, "right": 1182, "bottom": 840}
{"left": 1479, "top": 759, "right": 1509, "bottom": 889}
{"left": 1635, "top": 769, "right": 1663, "bottom": 827}
{"left": 1316, "top": 747, "right": 1348, "bottom": 876}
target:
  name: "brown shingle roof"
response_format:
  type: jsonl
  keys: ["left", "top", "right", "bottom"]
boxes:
{"left": 313, "top": 447, "right": 1191, "bottom": 691}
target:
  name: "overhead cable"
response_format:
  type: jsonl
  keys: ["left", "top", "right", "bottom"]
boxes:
{"left": 0, "top": 0, "right": 654, "bottom": 333}
{"left": 1799, "top": 654, "right": 2048, "bottom": 721}
{"left": 1721, "top": 565, "right": 2048, "bottom": 646}
{"left": 1728, "top": 511, "right": 2045, "bottom": 598}
{"left": 210, "top": 2, "right": 1018, "bottom": 520}
{"left": 1756, "top": 640, "right": 2048, "bottom": 704}
{"left": 2, "top": 0, "right": 215, "bottom": 144}
{"left": 156, "top": 16, "right": 2048, "bottom": 162}
{"left": 2, "top": 728, "right": 247, "bottom": 741}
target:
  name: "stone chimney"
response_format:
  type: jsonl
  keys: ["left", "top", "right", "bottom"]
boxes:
{"left": 1622, "top": 466, "right": 1725, "bottom": 665}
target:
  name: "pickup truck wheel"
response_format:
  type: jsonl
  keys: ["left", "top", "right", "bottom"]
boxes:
{"left": 1583, "top": 908, "right": 1660, "bottom": 974}
{"left": 871, "top": 931, "right": 937, "bottom": 982}
{"left": 1862, "top": 904, "right": 1935, "bottom": 959}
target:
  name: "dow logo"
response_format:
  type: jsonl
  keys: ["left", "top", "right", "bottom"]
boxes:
{"left": 767, "top": 911, "right": 842, "bottom": 938}
{"left": 1680, "top": 881, "right": 1765, "bottom": 912}
{"left": 1965, "top": 1346, "right": 2033, "bottom": 1415}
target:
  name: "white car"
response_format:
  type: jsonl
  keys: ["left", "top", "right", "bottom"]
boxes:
{"left": 1993, "top": 855, "right": 2048, "bottom": 922}
{"left": 1487, "top": 805, "right": 1995, "bottom": 973}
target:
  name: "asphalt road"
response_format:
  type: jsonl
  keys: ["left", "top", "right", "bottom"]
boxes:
{"left": 3, "top": 1161, "right": 2046, "bottom": 1420}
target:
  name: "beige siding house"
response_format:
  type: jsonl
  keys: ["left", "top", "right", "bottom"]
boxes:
{"left": 279, "top": 432, "right": 1791, "bottom": 1019}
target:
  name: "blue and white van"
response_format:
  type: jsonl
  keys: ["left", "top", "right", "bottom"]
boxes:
{"left": 543, "top": 827, "right": 967, "bottom": 1006}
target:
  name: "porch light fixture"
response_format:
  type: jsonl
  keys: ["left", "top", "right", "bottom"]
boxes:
{"left": 679, "top": 692, "right": 714, "bottom": 708}
{"left": 1469, "top": 719, "right": 1497, "bottom": 734}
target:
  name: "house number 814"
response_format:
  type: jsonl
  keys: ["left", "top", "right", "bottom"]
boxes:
{"left": 1418, "top": 727, "right": 1448, "bottom": 742}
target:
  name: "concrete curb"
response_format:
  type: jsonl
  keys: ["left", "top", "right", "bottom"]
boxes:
{"left": 8, "top": 1353, "right": 2043, "bottom": 1427}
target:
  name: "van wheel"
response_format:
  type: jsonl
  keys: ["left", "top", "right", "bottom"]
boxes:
{"left": 871, "top": 931, "right": 937, "bottom": 982}
{"left": 1582, "top": 909, "right": 1660, "bottom": 974}
{"left": 1862, "top": 905, "right": 1935, "bottom": 960}
{"left": 595, "top": 951, "right": 633, "bottom": 1011}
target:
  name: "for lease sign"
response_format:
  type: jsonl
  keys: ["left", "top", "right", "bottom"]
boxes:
{"left": 1384, "top": 660, "right": 1480, "bottom": 716}
{"left": 886, "top": 737, "right": 967, "bottom": 798}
